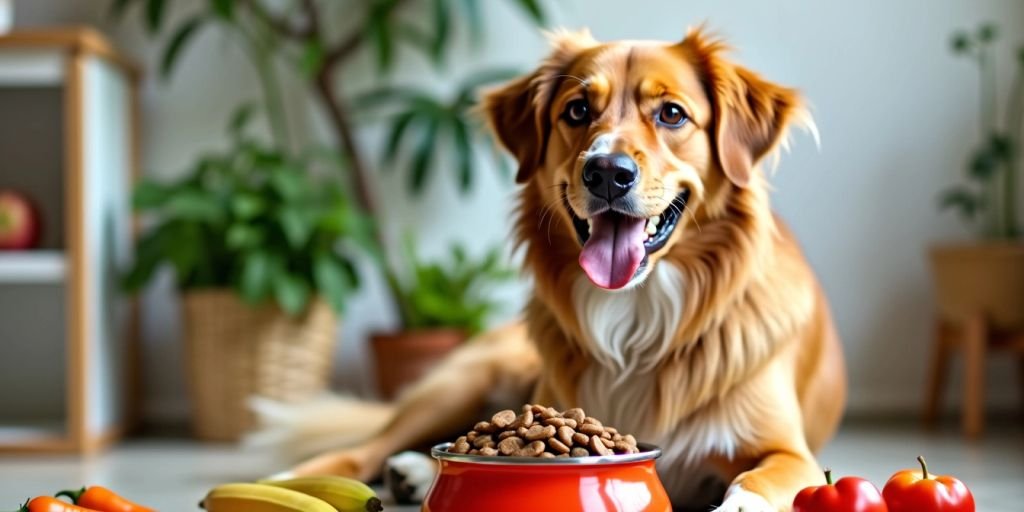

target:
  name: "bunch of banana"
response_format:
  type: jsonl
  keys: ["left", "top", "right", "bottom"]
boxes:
{"left": 201, "top": 476, "right": 383, "bottom": 512}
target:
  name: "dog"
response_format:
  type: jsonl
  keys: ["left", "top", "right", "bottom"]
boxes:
{"left": 278, "top": 27, "right": 846, "bottom": 511}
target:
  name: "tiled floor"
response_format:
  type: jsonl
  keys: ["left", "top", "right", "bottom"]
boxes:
{"left": 0, "top": 421, "right": 1020, "bottom": 511}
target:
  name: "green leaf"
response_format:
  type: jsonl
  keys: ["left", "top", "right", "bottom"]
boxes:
{"left": 132, "top": 180, "right": 171, "bottom": 209}
{"left": 239, "top": 251, "right": 273, "bottom": 303}
{"left": 314, "top": 252, "right": 351, "bottom": 312}
{"left": 951, "top": 32, "right": 971, "bottom": 54}
{"left": 270, "top": 169, "right": 308, "bottom": 199}
{"left": 229, "top": 103, "right": 258, "bottom": 138}
{"left": 166, "top": 189, "right": 223, "bottom": 222}
{"left": 210, "top": 0, "right": 233, "bottom": 19}
{"left": 279, "top": 208, "right": 315, "bottom": 248}
{"left": 146, "top": 0, "right": 168, "bottom": 33}
{"left": 382, "top": 111, "right": 419, "bottom": 167}
{"left": 430, "top": 0, "right": 452, "bottom": 65}
{"left": 165, "top": 222, "right": 204, "bottom": 282}
{"left": 274, "top": 272, "right": 311, "bottom": 315}
{"left": 512, "top": 0, "right": 546, "bottom": 25}
{"left": 396, "top": 22, "right": 433, "bottom": 49}
{"left": 352, "top": 86, "right": 441, "bottom": 113}
{"left": 122, "top": 226, "right": 168, "bottom": 290}
{"left": 367, "top": 8, "right": 395, "bottom": 72}
{"left": 230, "top": 193, "right": 265, "bottom": 219}
{"left": 161, "top": 16, "right": 205, "bottom": 80}
{"left": 300, "top": 40, "right": 325, "bottom": 79}
{"left": 977, "top": 23, "right": 997, "bottom": 43}
{"left": 938, "top": 187, "right": 979, "bottom": 219}
{"left": 458, "top": 0, "right": 484, "bottom": 43}
{"left": 409, "top": 117, "right": 441, "bottom": 194}
{"left": 969, "top": 147, "right": 998, "bottom": 180}
{"left": 988, "top": 133, "right": 1013, "bottom": 160}
{"left": 226, "top": 223, "right": 264, "bottom": 249}
{"left": 451, "top": 116, "right": 474, "bottom": 192}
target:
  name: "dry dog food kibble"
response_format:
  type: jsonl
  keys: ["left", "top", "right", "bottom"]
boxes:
{"left": 448, "top": 404, "right": 641, "bottom": 457}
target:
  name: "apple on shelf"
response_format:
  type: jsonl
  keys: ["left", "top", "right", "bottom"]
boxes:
{"left": 0, "top": 189, "right": 40, "bottom": 250}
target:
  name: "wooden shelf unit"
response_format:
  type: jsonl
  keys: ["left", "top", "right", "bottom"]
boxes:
{"left": 0, "top": 27, "right": 140, "bottom": 454}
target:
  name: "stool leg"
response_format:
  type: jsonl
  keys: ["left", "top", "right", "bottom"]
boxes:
{"left": 962, "top": 314, "right": 987, "bottom": 439}
{"left": 1018, "top": 356, "right": 1024, "bottom": 419}
{"left": 923, "top": 318, "right": 952, "bottom": 427}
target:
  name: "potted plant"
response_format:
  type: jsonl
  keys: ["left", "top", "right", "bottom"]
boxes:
{"left": 124, "top": 108, "right": 372, "bottom": 440}
{"left": 933, "top": 23, "right": 1024, "bottom": 331}
{"left": 112, "top": 0, "right": 547, "bottom": 404}
{"left": 372, "top": 239, "right": 514, "bottom": 399}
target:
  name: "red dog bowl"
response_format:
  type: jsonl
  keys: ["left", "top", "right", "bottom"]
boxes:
{"left": 423, "top": 442, "right": 671, "bottom": 512}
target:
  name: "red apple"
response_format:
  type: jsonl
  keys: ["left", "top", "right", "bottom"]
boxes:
{"left": 0, "top": 190, "right": 41, "bottom": 250}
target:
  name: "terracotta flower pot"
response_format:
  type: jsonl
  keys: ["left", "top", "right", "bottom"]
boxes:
{"left": 371, "top": 328, "right": 465, "bottom": 400}
{"left": 929, "top": 242, "right": 1024, "bottom": 329}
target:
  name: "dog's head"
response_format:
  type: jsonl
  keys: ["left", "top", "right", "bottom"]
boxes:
{"left": 484, "top": 28, "right": 812, "bottom": 290}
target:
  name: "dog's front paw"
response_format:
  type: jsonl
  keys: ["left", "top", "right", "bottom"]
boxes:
{"left": 716, "top": 485, "right": 775, "bottom": 512}
{"left": 384, "top": 451, "right": 438, "bottom": 505}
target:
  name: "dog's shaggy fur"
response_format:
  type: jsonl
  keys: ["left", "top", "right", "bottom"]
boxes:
{"left": 277, "top": 27, "right": 846, "bottom": 511}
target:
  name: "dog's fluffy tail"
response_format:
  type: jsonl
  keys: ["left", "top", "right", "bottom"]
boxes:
{"left": 244, "top": 394, "right": 394, "bottom": 459}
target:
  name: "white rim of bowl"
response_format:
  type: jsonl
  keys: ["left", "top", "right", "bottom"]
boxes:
{"left": 430, "top": 442, "right": 662, "bottom": 465}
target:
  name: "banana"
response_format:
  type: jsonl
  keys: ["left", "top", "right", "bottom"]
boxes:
{"left": 259, "top": 476, "right": 383, "bottom": 512}
{"left": 201, "top": 483, "right": 337, "bottom": 512}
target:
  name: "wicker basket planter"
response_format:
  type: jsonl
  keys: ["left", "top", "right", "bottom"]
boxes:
{"left": 181, "top": 290, "right": 338, "bottom": 441}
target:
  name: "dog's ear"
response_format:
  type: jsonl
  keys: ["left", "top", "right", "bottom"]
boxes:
{"left": 482, "top": 29, "right": 597, "bottom": 183}
{"left": 682, "top": 29, "right": 809, "bottom": 187}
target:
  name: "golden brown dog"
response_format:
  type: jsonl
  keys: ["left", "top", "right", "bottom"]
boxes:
{"left": 285, "top": 27, "right": 846, "bottom": 511}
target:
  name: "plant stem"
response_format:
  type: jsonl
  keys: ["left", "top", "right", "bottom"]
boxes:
{"left": 314, "top": 65, "right": 407, "bottom": 320}
{"left": 824, "top": 468, "right": 833, "bottom": 486}
{"left": 246, "top": 0, "right": 416, "bottom": 326}
{"left": 1005, "top": 64, "right": 1024, "bottom": 238}
{"left": 917, "top": 455, "right": 930, "bottom": 479}
{"left": 978, "top": 44, "right": 1002, "bottom": 237}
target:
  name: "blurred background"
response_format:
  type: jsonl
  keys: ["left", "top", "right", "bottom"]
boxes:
{"left": 0, "top": 0, "right": 1022, "bottom": 510}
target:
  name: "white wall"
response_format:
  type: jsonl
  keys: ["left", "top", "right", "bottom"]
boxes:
{"left": 14, "top": 0, "right": 1023, "bottom": 421}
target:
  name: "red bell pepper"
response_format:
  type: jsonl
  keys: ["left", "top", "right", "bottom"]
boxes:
{"left": 882, "top": 456, "right": 975, "bottom": 512}
{"left": 793, "top": 468, "right": 888, "bottom": 512}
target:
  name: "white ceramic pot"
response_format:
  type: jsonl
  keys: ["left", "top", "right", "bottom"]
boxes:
{"left": 0, "top": 0, "right": 12, "bottom": 35}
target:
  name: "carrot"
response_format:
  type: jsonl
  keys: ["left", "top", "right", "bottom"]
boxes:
{"left": 17, "top": 497, "right": 99, "bottom": 512}
{"left": 55, "top": 488, "right": 153, "bottom": 512}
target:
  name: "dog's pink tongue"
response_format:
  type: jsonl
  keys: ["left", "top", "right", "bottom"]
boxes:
{"left": 579, "top": 213, "right": 647, "bottom": 289}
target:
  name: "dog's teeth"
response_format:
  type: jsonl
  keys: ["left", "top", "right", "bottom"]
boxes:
{"left": 649, "top": 216, "right": 660, "bottom": 227}
{"left": 645, "top": 222, "right": 658, "bottom": 236}
{"left": 587, "top": 219, "right": 593, "bottom": 234}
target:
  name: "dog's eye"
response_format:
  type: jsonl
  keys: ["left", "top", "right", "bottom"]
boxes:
{"left": 562, "top": 99, "right": 590, "bottom": 126}
{"left": 657, "top": 103, "right": 688, "bottom": 128}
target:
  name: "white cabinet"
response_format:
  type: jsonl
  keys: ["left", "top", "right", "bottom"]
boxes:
{"left": 0, "top": 28, "right": 139, "bottom": 453}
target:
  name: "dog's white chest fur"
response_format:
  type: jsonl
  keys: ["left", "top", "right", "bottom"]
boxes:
{"left": 573, "top": 264, "right": 685, "bottom": 434}
{"left": 573, "top": 263, "right": 735, "bottom": 504}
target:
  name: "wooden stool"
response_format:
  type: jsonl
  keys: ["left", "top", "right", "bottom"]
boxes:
{"left": 923, "top": 314, "right": 1024, "bottom": 438}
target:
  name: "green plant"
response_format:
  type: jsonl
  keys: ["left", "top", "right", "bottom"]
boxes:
{"left": 391, "top": 238, "right": 515, "bottom": 335}
{"left": 360, "top": 69, "right": 520, "bottom": 195}
{"left": 111, "top": 0, "right": 547, "bottom": 322}
{"left": 940, "top": 23, "right": 1024, "bottom": 238}
{"left": 124, "top": 106, "right": 373, "bottom": 315}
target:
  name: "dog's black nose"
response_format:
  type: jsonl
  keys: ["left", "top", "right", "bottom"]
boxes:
{"left": 583, "top": 153, "right": 639, "bottom": 202}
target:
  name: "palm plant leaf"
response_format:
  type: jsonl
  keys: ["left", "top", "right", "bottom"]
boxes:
{"left": 409, "top": 116, "right": 442, "bottom": 194}
{"left": 451, "top": 116, "right": 474, "bottom": 192}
